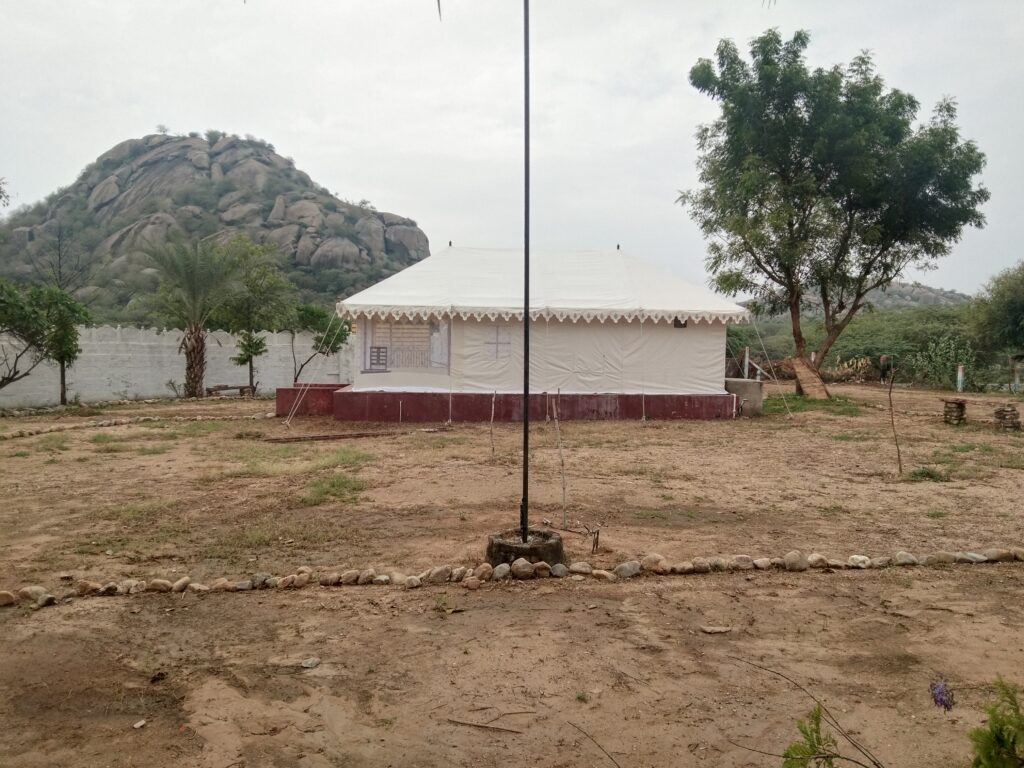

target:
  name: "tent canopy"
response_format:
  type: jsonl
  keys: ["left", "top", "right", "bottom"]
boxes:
{"left": 337, "top": 247, "right": 749, "bottom": 325}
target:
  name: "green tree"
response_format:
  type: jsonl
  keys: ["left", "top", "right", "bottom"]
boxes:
{"left": 0, "top": 176, "right": 9, "bottom": 208}
{"left": 30, "top": 224, "right": 97, "bottom": 403}
{"left": 1, "top": 279, "right": 88, "bottom": 393}
{"left": 148, "top": 239, "right": 242, "bottom": 398}
{"left": 216, "top": 237, "right": 296, "bottom": 391}
{"left": 287, "top": 304, "right": 349, "bottom": 382}
{"left": 972, "top": 261, "right": 1024, "bottom": 355}
{"left": 681, "top": 29, "right": 989, "bottom": 384}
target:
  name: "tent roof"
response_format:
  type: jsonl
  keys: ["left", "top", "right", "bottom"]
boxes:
{"left": 337, "top": 247, "right": 749, "bottom": 324}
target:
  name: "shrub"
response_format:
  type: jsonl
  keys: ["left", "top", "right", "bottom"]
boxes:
{"left": 906, "top": 466, "right": 950, "bottom": 482}
{"left": 908, "top": 335, "right": 981, "bottom": 390}
{"left": 969, "top": 678, "right": 1024, "bottom": 768}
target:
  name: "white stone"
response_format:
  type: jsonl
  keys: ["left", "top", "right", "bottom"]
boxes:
{"left": 640, "top": 553, "right": 667, "bottom": 573}
{"left": 511, "top": 558, "right": 535, "bottom": 580}
{"left": 492, "top": 563, "right": 511, "bottom": 580}
{"left": 784, "top": 551, "right": 809, "bottom": 572}
{"left": 425, "top": 565, "right": 452, "bottom": 584}
{"left": 691, "top": 557, "right": 711, "bottom": 574}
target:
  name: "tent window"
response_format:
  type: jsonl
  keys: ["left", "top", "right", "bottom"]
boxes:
{"left": 364, "top": 319, "right": 449, "bottom": 372}
{"left": 483, "top": 324, "right": 511, "bottom": 360}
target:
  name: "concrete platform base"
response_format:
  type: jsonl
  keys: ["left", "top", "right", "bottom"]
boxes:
{"left": 274, "top": 386, "right": 738, "bottom": 421}
{"left": 331, "top": 389, "right": 736, "bottom": 422}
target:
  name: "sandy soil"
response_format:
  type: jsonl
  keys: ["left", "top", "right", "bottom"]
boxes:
{"left": 1, "top": 384, "right": 1022, "bottom": 767}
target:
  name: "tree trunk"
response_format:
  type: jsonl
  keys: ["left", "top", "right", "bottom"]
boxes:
{"left": 59, "top": 361, "right": 67, "bottom": 405}
{"left": 789, "top": 298, "right": 808, "bottom": 395}
{"left": 248, "top": 358, "right": 255, "bottom": 393}
{"left": 182, "top": 325, "right": 206, "bottom": 398}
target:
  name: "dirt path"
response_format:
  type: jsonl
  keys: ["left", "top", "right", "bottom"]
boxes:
{"left": 3, "top": 566, "right": 1021, "bottom": 767}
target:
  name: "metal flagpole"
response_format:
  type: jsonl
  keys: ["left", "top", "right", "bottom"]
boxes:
{"left": 519, "top": 0, "right": 531, "bottom": 543}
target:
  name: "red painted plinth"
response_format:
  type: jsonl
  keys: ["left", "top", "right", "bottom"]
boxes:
{"left": 275, "top": 384, "right": 343, "bottom": 417}
{"left": 332, "top": 390, "right": 736, "bottom": 422}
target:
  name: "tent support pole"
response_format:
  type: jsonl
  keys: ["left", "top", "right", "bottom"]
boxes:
{"left": 519, "top": 0, "right": 530, "bottom": 544}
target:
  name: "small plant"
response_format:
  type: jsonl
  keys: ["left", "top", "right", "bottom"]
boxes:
{"left": 575, "top": 691, "right": 589, "bottom": 703}
{"left": 37, "top": 433, "right": 70, "bottom": 452}
{"left": 783, "top": 706, "right": 840, "bottom": 767}
{"left": 926, "top": 509, "right": 947, "bottom": 519}
{"left": 930, "top": 679, "right": 955, "bottom": 712}
{"left": 969, "top": 678, "right": 1024, "bottom": 768}
{"left": 433, "top": 593, "right": 449, "bottom": 613}
{"left": 906, "top": 466, "right": 950, "bottom": 482}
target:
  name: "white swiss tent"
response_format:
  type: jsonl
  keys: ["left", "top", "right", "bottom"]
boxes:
{"left": 337, "top": 247, "right": 748, "bottom": 395}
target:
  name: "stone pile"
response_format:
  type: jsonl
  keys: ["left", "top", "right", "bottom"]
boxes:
{"left": 943, "top": 399, "right": 967, "bottom": 426}
{"left": 2, "top": 547, "right": 1022, "bottom": 611}
{"left": 994, "top": 404, "right": 1021, "bottom": 432}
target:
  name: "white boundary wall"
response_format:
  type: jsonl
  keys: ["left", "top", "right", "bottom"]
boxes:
{"left": 0, "top": 326, "right": 357, "bottom": 408}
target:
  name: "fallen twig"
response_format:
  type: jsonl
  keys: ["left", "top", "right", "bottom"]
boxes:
{"left": 483, "top": 709, "right": 536, "bottom": 724}
{"left": 446, "top": 717, "right": 523, "bottom": 734}
{"left": 567, "top": 720, "right": 622, "bottom": 768}
{"left": 727, "top": 656, "right": 885, "bottom": 768}
{"left": 723, "top": 736, "right": 876, "bottom": 768}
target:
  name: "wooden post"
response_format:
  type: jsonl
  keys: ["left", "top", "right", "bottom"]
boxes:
{"left": 553, "top": 389, "right": 567, "bottom": 526}
{"left": 490, "top": 391, "right": 496, "bottom": 456}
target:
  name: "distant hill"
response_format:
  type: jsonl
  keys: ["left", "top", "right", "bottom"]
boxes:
{"left": 740, "top": 280, "right": 970, "bottom": 315}
{"left": 0, "top": 131, "right": 430, "bottom": 322}
{"left": 862, "top": 281, "right": 970, "bottom": 309}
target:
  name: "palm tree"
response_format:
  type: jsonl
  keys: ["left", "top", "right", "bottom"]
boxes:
{"left": 149, "top": 239, "right": 240, "bottom": 398}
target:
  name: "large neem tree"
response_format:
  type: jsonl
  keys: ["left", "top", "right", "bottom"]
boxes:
{"left": 680, "top": 29, "right": 989, "bottom": 376}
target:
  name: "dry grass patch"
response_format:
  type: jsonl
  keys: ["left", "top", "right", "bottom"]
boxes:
{"left": 214, "top": 443, "right": 373, "bottom": 479}
{"left": 299, "top": 473, "right": 367, "bottom": 506}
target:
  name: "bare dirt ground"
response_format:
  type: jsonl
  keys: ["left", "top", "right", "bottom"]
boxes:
{"left": 1, "top": 383, "right": 1022, "bottom": 767}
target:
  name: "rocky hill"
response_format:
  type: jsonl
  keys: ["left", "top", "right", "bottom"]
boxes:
{"left": 0, "top": 131, "right": 429, "bottom": 322}
{"left": 744, "top": 281, "right": 971, "bottom": 316}
{"left": 863, "top": 281, "right": 970, "bottom": 308}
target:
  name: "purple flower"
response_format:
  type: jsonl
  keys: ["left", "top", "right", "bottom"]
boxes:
{"left": 930, "top": 680, "right": 955, "bottom": 712}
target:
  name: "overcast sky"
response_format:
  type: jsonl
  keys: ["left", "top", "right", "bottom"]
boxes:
{"left": 2, "top": 0, "right": 1022, "bottom": 293}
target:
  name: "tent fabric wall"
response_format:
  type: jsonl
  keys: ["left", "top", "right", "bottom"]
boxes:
{"left": 351, "top": 317, "right": 727, "bottom": 395}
